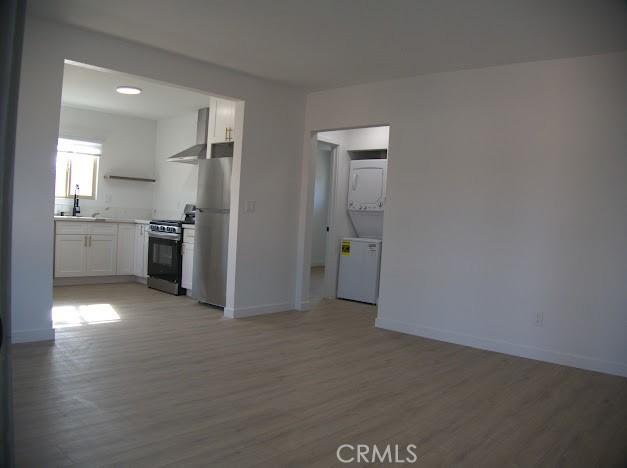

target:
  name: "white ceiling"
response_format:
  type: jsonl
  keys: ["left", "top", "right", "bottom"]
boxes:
{"left": 62, "top": 62, "right": 213, "bottom": 120}
{"left": 32, "top": 0, "right": 627, "bottom": 90}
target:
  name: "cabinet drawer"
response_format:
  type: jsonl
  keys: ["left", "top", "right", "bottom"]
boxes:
{"left": 183, "top": 229, "right": 195, "bottom": 243}
{"left": 90, "top": 223, "right": 118, "bottom": 235}
{"left": 56, "top": 221, "right": 89, "bottom": 235}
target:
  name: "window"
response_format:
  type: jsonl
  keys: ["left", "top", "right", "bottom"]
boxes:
{"left": 55, "top": 138, "right": 101, "bottom": 199}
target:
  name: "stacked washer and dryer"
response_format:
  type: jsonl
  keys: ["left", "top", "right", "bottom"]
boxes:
{"left": 337, "top": 159, "right": 387, "bottom": 304}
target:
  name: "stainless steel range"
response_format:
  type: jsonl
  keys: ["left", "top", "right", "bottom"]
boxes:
{"left": 147, "top": 220, "right": 185, "bottom": 295}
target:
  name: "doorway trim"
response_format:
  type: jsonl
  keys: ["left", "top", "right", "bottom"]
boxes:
{"left": 309, "top": 139, "right": 337, "bottom": 302}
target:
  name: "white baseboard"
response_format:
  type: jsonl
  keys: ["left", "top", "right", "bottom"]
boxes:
{"left": 375, "top": 317, "right": 627, "bottom": 378}
{"left": 54, "top": 275, "right": 143, "bottom": 286}
{"left": 12, "top": 328, "right": 55, "bottom": 344}
{"left": 301, "top": 296, "right": 325, "bottom": 308}
{"left": 224, "top": 302, "right": 294, "bottom": 319}
{"left": 297, "top": 301, "right": 312, "bottom": 311}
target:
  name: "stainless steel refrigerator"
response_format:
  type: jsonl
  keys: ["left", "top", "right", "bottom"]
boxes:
{"left": 193, "top": 154, "right": 233, "bottom": 307}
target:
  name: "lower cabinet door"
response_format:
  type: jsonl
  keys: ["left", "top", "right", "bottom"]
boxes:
{"left": 86, "top": 235, "right": 117, "bottom": 276}
{"left": 116, "top": 224, "right": 135, "bottom": 275}
{"left": 55, "top": 234, "right": 87, "bottom": 277}
{"left": 181, "top": 242, "right": 194, "bottom": 290}
{"left": 143, "top": 232, "right": 149, "bottom": 278}
{"left": 133, "top": 224, "right": 145, "bottom": 277}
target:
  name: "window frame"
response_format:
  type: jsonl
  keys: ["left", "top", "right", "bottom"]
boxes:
{"left": 55, "top": 137, "right": 101, "bottom": 200}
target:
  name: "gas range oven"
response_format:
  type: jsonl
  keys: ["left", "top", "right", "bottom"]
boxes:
{"left": 147, "top": 220, "right": 186, "bottom": 295}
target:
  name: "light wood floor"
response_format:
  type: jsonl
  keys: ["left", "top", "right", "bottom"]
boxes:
{"left": 13, "top": 283, "right": 627, "bottom": 466}
{"left": 309, "top": 265, "right": 325, "bottom": 300}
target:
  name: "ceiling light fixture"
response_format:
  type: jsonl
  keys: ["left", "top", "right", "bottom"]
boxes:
{"left": 116, "top": 86, "right": 142, "bottom": 95}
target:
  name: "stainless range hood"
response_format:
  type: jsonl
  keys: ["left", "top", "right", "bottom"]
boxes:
{"left": 168, "top": 107, "right": 209, "bottom": 164}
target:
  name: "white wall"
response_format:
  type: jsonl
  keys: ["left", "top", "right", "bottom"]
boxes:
{"left": 311, "top": 146, "right": 331, "bottom": 266}
{"left": 301, "top": 52, "right": 627, "bottom": 377}
{"left": 12, "top": 17, "right": 305, "bottom": 341}
{"left": 56, "top": 106, "right": 156, "bottom": 220}
{"left": 10, "top": 21, "right": 64, "bottom": 343}
{"left": 342, "top": 126, "right": 389, "bottom": 151}
{"left": 152, "top": 112, "right": 199, "bottom": 220}
{"left": 58, "top": 107, "right": 209, "bottom": 222}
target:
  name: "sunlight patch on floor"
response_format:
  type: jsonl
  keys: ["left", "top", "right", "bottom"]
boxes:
{"left": 53, "top": 303, "right": 120, "bottom": 328}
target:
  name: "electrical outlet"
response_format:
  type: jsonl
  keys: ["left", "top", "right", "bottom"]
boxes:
{"left": 535, "top": 310, "right": 544, "bottom": 327}
{"left": 245, "top": 200, "right": 256, "bottom": 213}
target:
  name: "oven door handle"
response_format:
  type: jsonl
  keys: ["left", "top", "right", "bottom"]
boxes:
{"left": 148, "top": 231, "right": 181, "bottom": 240}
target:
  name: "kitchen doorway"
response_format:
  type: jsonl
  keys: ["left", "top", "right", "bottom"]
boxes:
{"left": 51, "top": 59, "right": 244, "bottom": 326}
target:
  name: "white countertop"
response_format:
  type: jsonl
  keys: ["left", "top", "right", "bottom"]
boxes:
{"left": 54, "top": 216, "right": 149, "bottom": 224}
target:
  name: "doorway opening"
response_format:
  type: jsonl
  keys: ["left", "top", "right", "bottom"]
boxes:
{"left": 309, "top": 140, "right": 335, "bottom": 301}
{"left": 306, "top": 125, "right": 390, "bottom": 305}
{"left": 52, "top": 59, "right": 244, "bottom": 327}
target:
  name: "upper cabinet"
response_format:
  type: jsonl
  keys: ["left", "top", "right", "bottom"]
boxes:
{"left": 208, "top": 98, "right": 236, "bottom": 144}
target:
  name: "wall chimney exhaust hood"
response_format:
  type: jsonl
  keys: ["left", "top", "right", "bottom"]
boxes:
{"left": 168, "top": 108, "right": 210, "bottom": 164}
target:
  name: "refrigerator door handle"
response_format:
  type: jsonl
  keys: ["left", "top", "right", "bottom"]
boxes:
{"left": 196, "top": 207, "right": 229, "bottom": 214}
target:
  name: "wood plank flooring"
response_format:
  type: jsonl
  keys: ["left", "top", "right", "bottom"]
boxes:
{"left": 12, "top": 283, "right": 627, "bottom": 466}
{"left": 309, "top": 266, "right": 325, "bottom": 300}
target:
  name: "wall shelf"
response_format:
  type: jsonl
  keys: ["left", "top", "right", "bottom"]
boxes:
{"left": 105, "top": 175, "right": 156, "bottom": 183}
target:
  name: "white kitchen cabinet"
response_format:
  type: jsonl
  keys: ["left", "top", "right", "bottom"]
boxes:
{"left": 56, "top": 222, "right": 89, "bottom": 235}
{"left": 90, "top": 223, "right": 117, "bottom": 236}
{"left": 208, "top": 97, "right": 235, "bottom": 144}
{"left": 181, "top": 241, "right": 194, "bottom": 290}
{"left": 85, "top": 234, "right": 117, "bottom": 276}
{"left": 133, "top": 223, "right": 149, "bottom": 278}
{"left": 143, "top": 230, "right": 149, "bottom": 278}
{"left": 54, "top": 221, "right": 154, "bottom": 279}
{"left": 55, "top": 221, "right": 117, "bottom": 278}
{"left": 116, "top": 224, "right": 136, "bottom": 275}
{"left": 54, "top": 234, "right": 88, "bottom": 277}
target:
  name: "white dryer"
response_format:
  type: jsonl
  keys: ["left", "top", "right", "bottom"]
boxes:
{"left": 348, "top": 159, "right": 387, "bottom": 239}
